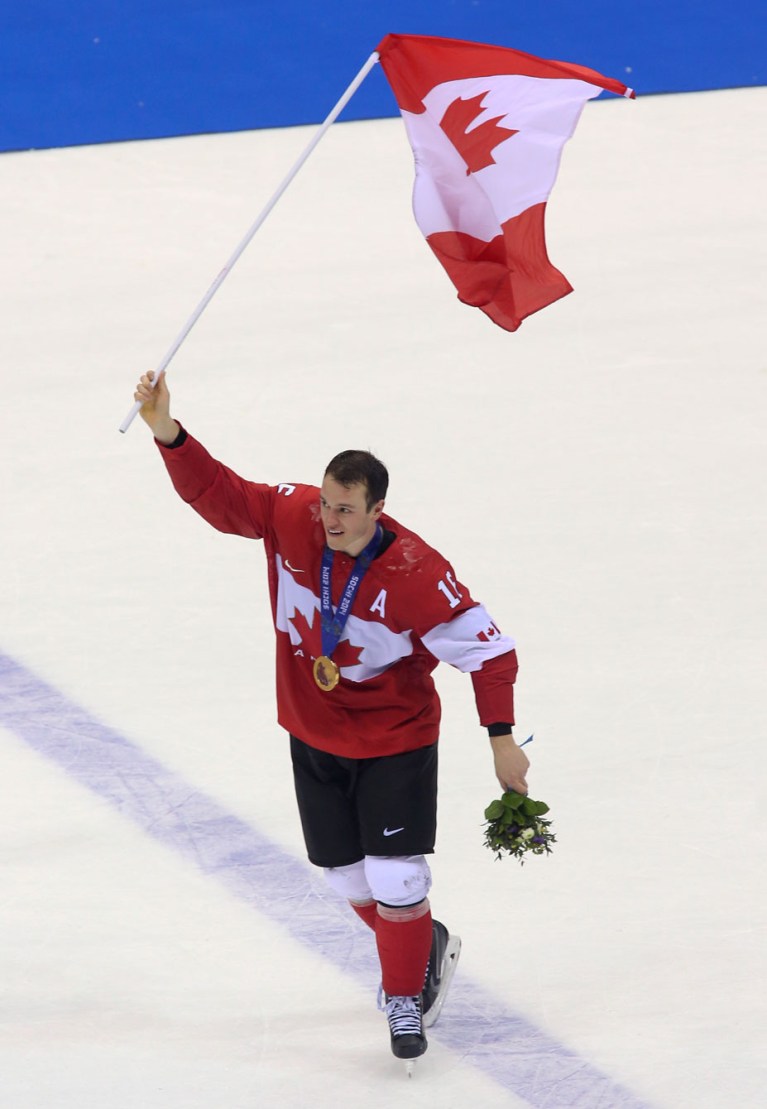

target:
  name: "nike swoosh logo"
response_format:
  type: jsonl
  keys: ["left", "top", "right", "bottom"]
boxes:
{"left": 383, "top": 827, "right": 405, "bottom": 837}
{"left": 284, "top": 559, "right": 304, "bottom": 573}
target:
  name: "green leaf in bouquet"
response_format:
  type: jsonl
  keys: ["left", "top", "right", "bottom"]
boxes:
{"left": 521, "top": 798, "right": 550, "bottom": 816}
{"left": 484, "top": 799, "right": 505, "bottom": 821}
{"left": 501, "top": 791, "right": 525, "bottom": 810}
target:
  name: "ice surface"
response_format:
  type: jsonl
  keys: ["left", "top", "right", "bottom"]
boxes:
{"left": 0, "top": 87, "right": 765, "bottom": 1107}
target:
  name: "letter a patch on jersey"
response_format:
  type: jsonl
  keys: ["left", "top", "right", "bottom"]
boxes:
{"left": 370, "top": 589, "right": 388, "bottom": 619}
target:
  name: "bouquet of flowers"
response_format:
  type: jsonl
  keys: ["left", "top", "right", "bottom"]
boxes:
{"left": 483, "top": 790, "right": 556, "bottom": 863}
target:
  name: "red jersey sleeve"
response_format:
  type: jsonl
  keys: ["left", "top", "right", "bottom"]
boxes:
{"left": 470, "top": 649, "right": 518, "bottom": 727}
{"left": 157, "top": 431, "right": 273, "bottom": 539}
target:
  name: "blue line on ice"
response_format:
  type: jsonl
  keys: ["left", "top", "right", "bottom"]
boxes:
{"left": 0, "top": 649, "right": 654, "bottom": 1108}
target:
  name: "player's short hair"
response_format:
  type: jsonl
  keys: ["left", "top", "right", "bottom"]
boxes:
{"left": 324, "top": 450, "right": 389, "bottom": 510}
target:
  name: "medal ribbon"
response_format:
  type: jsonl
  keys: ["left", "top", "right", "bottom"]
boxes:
{"left": 319, "top": 524, "right": 382, "bottom": 659}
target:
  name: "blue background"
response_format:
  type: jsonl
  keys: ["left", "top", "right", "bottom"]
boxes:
{"left": 1, "top": 1, "right": 764, "bottom": 151}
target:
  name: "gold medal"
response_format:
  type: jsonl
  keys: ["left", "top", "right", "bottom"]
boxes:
{"left": 313, "top": 655, "right": 340, "bottom": 691}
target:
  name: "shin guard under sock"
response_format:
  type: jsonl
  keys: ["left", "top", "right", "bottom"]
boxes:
{"left": 350, "top": 899, "right": 378, "bottom": 931}
{"left": 375, "top": 900, "right": 433, "bottom": 997}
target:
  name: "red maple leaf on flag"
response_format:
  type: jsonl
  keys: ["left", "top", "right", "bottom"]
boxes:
{"left": 439, "top": 93, "right": 518, "bottom": 175}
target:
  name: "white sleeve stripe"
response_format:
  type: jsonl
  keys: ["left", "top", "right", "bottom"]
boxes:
{"left": 420, "top": 605, "right": 515, "bottom": 673}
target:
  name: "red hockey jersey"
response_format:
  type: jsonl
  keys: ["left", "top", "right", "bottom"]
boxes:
{"left": 158, "top": 432, "right": 517, "bottom": 758}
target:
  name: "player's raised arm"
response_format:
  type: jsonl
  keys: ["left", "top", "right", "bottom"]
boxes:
{"left": 134, "top": 371, "right": 179, "bottom": 446}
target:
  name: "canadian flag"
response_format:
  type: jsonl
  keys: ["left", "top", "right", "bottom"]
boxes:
{"left": 376, "top": 34, "right": 635, "bottom": 331}
{"left": 477, "top": 621, "right": 502, "bottom": 643}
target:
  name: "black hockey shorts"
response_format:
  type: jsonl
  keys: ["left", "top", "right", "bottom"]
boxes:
{"left": 289, "top": 735, "right": 438, "bottom": 869}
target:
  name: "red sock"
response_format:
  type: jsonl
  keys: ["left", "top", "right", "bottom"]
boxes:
{"left": 375, "top": 900, "right": 433, "bottom": 997}
{"left": 350, "top": 899, "right": 378, "bottom": 930}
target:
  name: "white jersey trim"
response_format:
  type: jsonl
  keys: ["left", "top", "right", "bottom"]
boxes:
{"left": 421, "top": 605, "right": 515, "bottom": 674}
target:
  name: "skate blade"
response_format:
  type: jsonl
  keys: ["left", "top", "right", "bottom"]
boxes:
{"left": 403, "top": 1059, "right": 417, "bottom": 1078}
{"left": 422, "top": 934, "right": 461, "bottom": 1029}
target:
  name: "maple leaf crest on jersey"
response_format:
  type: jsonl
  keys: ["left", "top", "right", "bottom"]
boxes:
{"left": 276, "top": 555, "right": 412, "bottom": 681}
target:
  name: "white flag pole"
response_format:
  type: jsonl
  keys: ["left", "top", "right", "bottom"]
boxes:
{"left": 119, "top": 50, "right": 381, "bottom": 433}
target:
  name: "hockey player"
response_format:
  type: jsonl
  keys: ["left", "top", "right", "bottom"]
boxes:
{"left": 133, "top": 371, "right": 530, "bottom": 1070}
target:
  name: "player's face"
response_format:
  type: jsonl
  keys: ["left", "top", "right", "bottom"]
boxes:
{"left": 319, "top": 477, "right": 383, "bottom": 557}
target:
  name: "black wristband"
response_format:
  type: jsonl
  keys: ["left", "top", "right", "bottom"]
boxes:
{"left": 161, "top": 427, "right": 188, "bottom": 450}
{"left": 487, "top": 723, "right": 513, "bottom": 737}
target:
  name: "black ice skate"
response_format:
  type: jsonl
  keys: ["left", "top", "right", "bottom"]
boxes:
{"left": 422, "top": 919, "right": 462, "bottom": 1028}
{"left": 382, "top": 993, "right": 427, "bottom": 1076}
